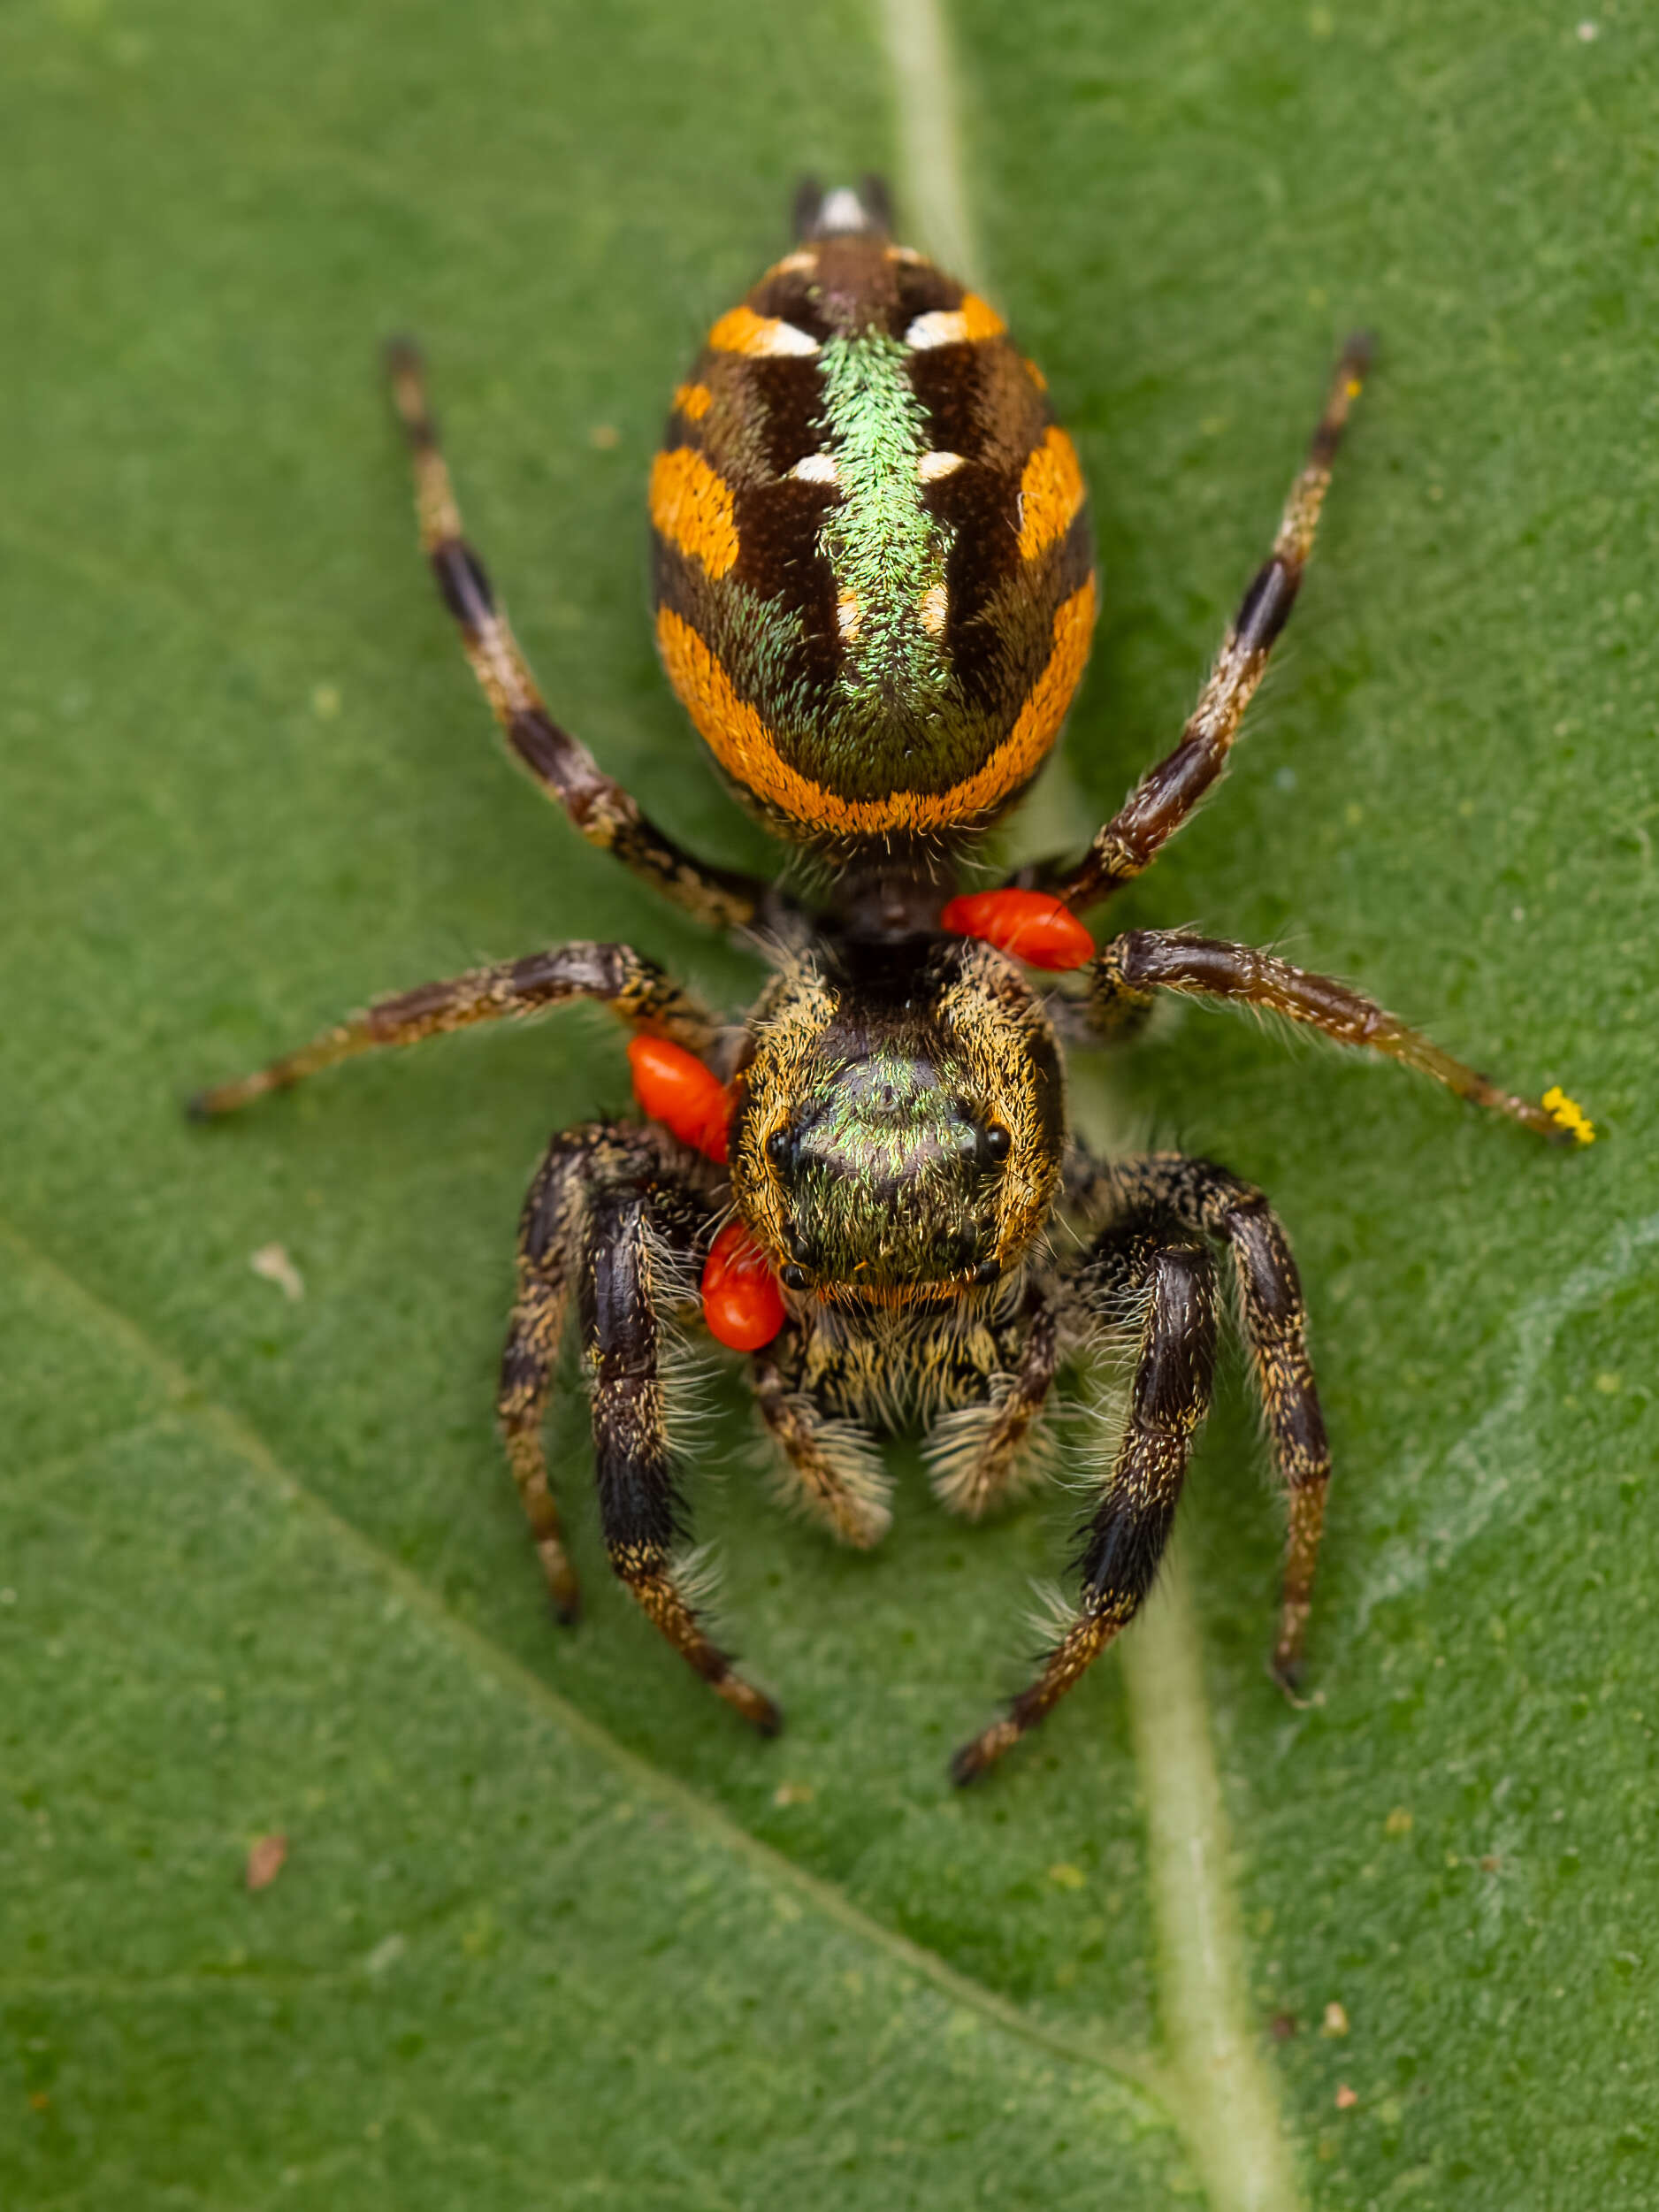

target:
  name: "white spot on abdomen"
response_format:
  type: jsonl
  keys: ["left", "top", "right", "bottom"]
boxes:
{"left": 761, "top": 322, "right": 821, "bottom": 356}
{"left": 906, "top": 310, "right": 968, "bottom": 349}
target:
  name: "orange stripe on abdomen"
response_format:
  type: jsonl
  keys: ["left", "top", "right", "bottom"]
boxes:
{"left": 1017, "top": 429, "right": 1086, "bottom": 562}
{"left": 649, "top": 448, "right": 738, "bottom": 578}
{"left": 657, "top": 576, "right": 1096, "bottom": 837}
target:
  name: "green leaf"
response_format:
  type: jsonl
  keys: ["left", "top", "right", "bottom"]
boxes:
{"left": 4, "top": 1, "right": 1656, "bottom": 2207}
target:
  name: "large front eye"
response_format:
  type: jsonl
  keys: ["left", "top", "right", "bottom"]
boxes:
{"left": 981, "top": 1123, "right": 1011, "bottom": 1166}
{"left": 765, "top": 1125, "right": 793, "bottom": 1168}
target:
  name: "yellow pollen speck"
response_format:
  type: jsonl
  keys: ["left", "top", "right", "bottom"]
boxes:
{"left": 649, "top": 448, "right": 738, "bottom": 578}
{"left": 1541, "top": 1085, "right": 1595, "bottom": 1144}
{"left": 920, "top": 583, "right": 948, "bottom": 637}
{"left": 1345, "top": 378, "right": 1363, "bottom": 399}
{"left": 837, "top": 590, "right": 861, "bottom": 640}
{"left": 673, "top": 381, "right": 713, "bottom": 422}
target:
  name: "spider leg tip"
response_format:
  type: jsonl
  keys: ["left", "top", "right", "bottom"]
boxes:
{"left": 947, "top": 1735, "right": 998, "bottom": 1788}
{"left": 721, "top": 1674, "right": 784, "bottom": 1738}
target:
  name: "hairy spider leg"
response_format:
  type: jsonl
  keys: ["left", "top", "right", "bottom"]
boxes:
{"left": 1109, "top": 1152, "right": 1332, "bottom": 1688}
{"left": 952, "top": 1221, "right": 1219, "bottom": 1783}
{"left": 500, "top": 1122, "right": 718, "bottom": 1630}
{"left": 187, "top": 942, "right": 716, "bottom": 1117}
{"left": 578, "top": 1180, "right": 780, "bottom": 1734}
{"left": 497, "top": 1127, "right": 607, "bottom": 1621}
{"left": 1049, "top": 335, "right": 1372, "bottom": 914}
{"left": 385, "top": 341, "right": 767, "bottom": 932}
{"left": 1089, "top": 930, "right": 1571, "bottom": 1142}
{"left": 923, "top": 1281, "right": 1062, "bottom": 1521}
{"left": 752, "top": 1349, "right": 894, "bottom": 1550}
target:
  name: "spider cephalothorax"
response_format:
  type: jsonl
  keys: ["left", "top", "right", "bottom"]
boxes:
{"left": 730, "top": 933, "right": 1063, "bottom": 1303}
{"left": 194, "top": 180, "right": 1588, "bottom": 1780}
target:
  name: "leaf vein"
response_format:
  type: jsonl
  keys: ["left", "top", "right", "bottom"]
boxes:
{"left": 0, "top": 1209, "right": 1166, "bottom": 2109}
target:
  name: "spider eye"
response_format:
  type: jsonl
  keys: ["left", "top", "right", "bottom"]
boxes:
{"left": 981, "top": 1123, "right": 1012, "bottom": 1166}
{"left": 765, "top": 1126, "right": 793, "bottom": 1167}
{"left": 780, "top": 1263, "right": 809, "bottom": 1291}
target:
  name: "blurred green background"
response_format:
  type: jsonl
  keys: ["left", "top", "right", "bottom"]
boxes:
{"left": 3, "top": 1, "right": 1655, "bottom": 2205}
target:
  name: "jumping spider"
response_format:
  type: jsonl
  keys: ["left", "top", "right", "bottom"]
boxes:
{"left": 193, "top": 181, "right": 1585, "bottom": 1782}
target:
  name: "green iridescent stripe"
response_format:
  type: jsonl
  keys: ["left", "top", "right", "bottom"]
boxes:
{"left": 815, "top": 333, "right": 954, "bottom": 749}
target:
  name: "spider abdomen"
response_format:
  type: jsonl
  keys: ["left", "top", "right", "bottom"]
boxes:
{"left": 650, "top": 190, "right": 1096, "bottom": 843}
